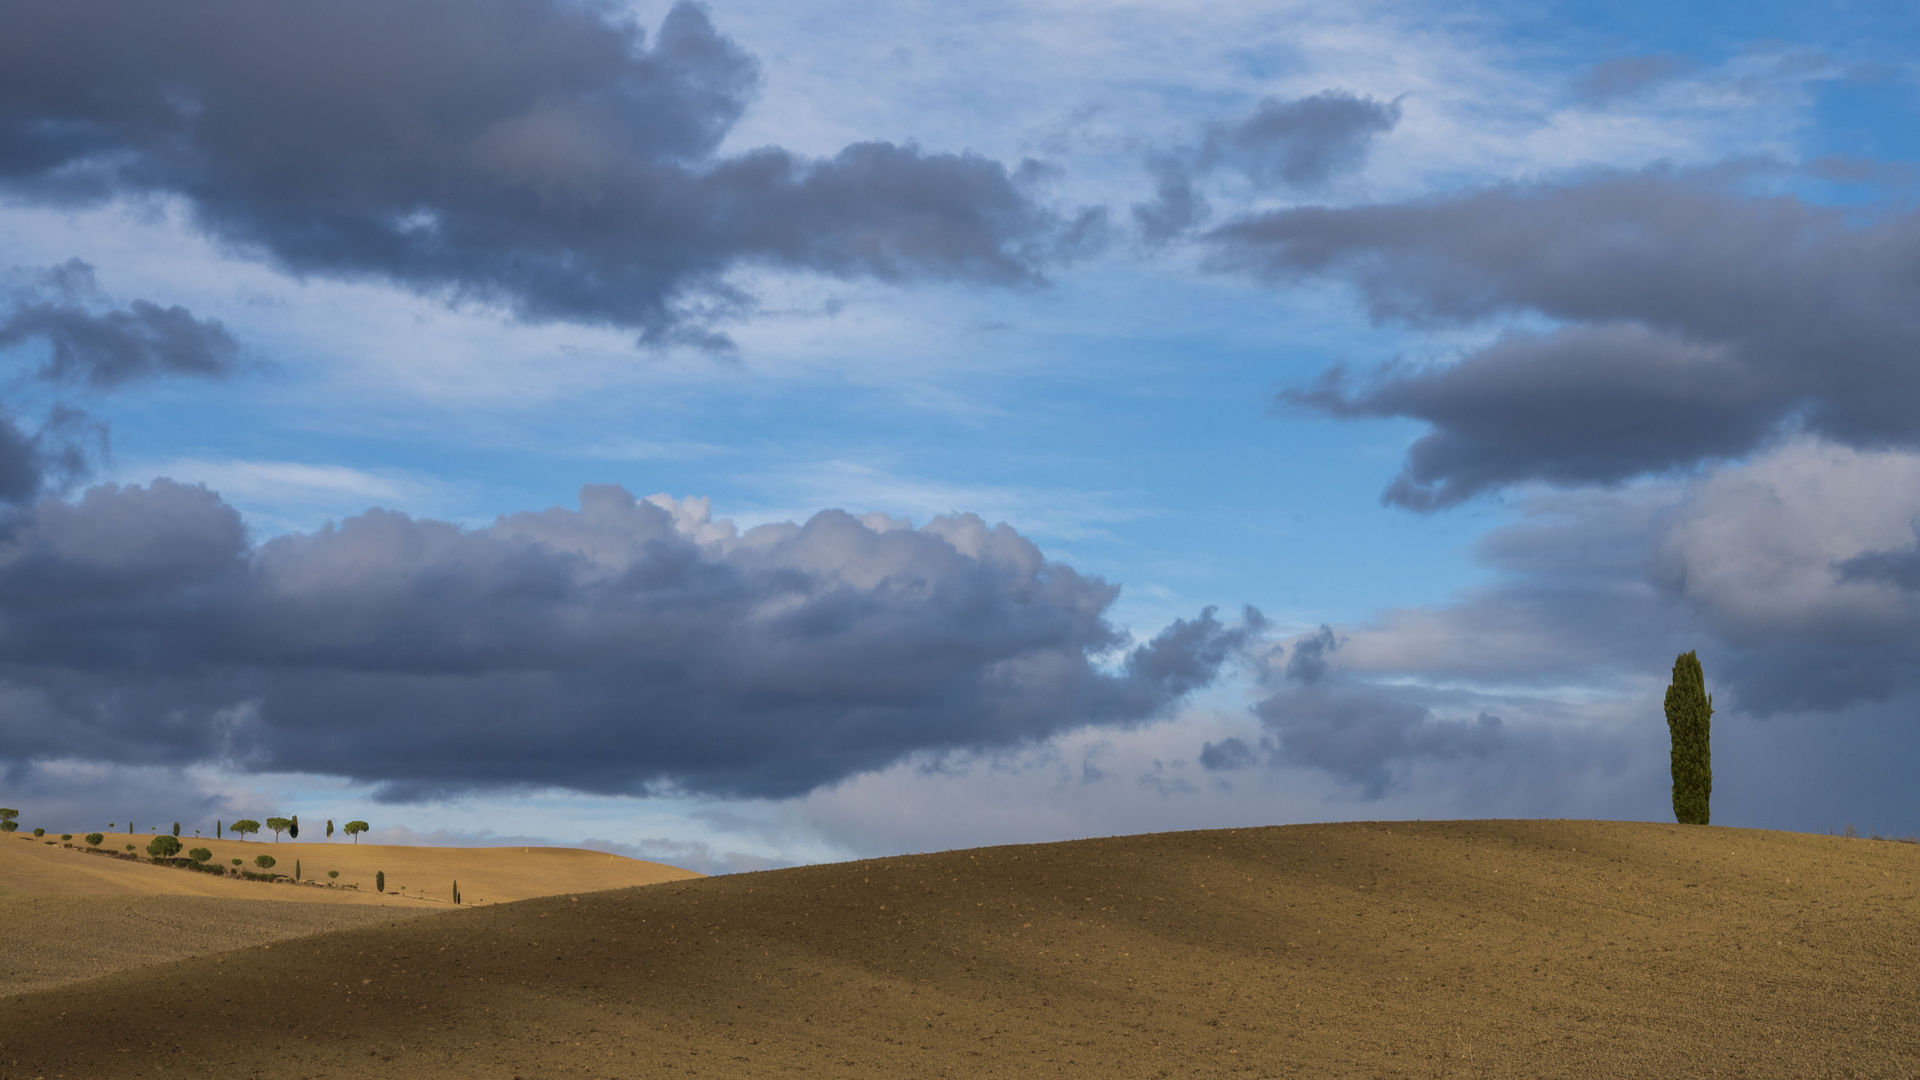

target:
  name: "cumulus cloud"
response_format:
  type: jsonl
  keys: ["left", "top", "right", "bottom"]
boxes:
{"left": 1130, "top": 91, "right": 1398, "bottom": 242}
{"left": 1211, "top": 166, "right": 1920, "bottom": 507}
{"left": 0, "top": 481, "right": 1261, "bottom": 800}
{"left": 1650, "top": 440, "right": 1920, "bottom": 711}
{"left": 0, "top": 0, "right": 1091, "bottom": 347}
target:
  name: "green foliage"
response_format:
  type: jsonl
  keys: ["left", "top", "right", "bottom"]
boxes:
{"left": 452, "top": 879, "right": 461, "bottom": 905}
{"left": 147, "top": 835, "right": 182, "bottom": 858}
{"left": 231, "top": 858, "right": 243, "bottom": 866}
{"left": 265, "top": 816, "right": 292, "bottom": 841}
{"left": 125, "top": 844, "right": 135, "bottom": 851}
{"left": 0, "top": 808, "right": 15, "bottom": 822}
{"left": 255, "top": 854, "right": 276, "bottom": 870}
{"left": 33, "top": 827, "right": 44, "bottom": 837}
{"left": 327, "top": 819, "right": 334, "bottom": 839}
{"left": 295, "top": 859, "right": 301, "bottom": 880}
{"left": 172, "top": 822, "right": 180, "bottom": 837}
{"left": 60, "top": 834, "right": 71, "bottom": 841}
{"left": 344, "top": 820, "right": 369, "bottom": 843}
{"left": 84, "top": 833, "right": 103, "bottom": 847}
{"left": 229, "top": 819, "right": 260, "bottom": 840}
{"left": 328, "top": 870, "right": 339, "bottom": 879}
{"left": 0, "top": 822, "right": 15, "bottom": 833}
{"left": 1664, "top": 650, "right": 1714, "bottom": 826}
{"left": 188, "top": 847, "right": 213, "bottom": 863}
{"left": 376, "top": 870, "right": 385, "bottom": 893}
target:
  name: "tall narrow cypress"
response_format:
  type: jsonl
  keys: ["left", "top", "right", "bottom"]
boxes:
{"left": 1664, "top": 650, "right": 1713, "bottom": 825}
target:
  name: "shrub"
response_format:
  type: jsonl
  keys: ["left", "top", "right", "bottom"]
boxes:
{"left": 60, "top": 834, "right": 71, "bottom": 841}
{"left": 452, "top": 880, "right": 461, "bottom": 905}
{"left": 255, "top": 854, "right": 276, "bottom": 870}
{"left": 147, "top": 835, "right": 182, "bottom": 859}
{"left": 125, "top": 844, "right": 135, "bottom": 851}
{"left": 188, "top": 847, "right": 213, "bottom": 863}
{"left": 33, "top": 828, "right": 44, "bottom": 837}
{"left": 328, "top": 870, "right": 339, "bottom": 879}
{"left": 376, "top": 870, "right": 385, "bottom": 893}
{"left": 231, "top": 858, "right": 243, "bottom": 866}
{"left": 85, "top": 833, "right": 103, "bottom": 847}
{"left": 295, "top": 859, "right": 301, "bottom": 881}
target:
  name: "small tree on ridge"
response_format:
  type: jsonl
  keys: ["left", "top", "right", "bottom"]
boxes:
{"left": 344, "top": 820, "right": 369, "bottom": 844}
{"left": 230, "top": 819, "right": 260, "bottom": 842}
{"left": 265, "top": 817, "right": 292, "bottom": 842}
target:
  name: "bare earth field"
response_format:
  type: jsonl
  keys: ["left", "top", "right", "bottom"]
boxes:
{"left": 0, "top": 832, "right": 699, "bottom": 999}
{"left": 3, "top": 819, "right": 1919, "bottom": 1078}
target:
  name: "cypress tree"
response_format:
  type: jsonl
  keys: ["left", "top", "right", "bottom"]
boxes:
{"left": 1664, "top": 650, "right": 1713, "bottom": 825}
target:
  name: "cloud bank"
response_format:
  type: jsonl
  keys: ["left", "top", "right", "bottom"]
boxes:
{"left": 1211, "top": 167, "right": 1920, "bottom": 507}
{"left": 0, "top": 481, "right": 1260, "bottom": 800}
{"left": 0, "top": 0, "right": 1093, "bottom": 347}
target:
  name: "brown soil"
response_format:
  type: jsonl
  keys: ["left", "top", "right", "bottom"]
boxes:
{"left": 0, "top": 832, "right": 699, "bottom": 906}
{"left": 3, "top": 819, "right": 1918, "bottom": 1078}
{"left": 0, "top": 895, "right": 437, "bottom": 997}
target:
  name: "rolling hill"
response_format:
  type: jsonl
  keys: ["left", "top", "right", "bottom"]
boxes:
{"left": 2, "top": 819, "right": 1917, "bottom": 1078}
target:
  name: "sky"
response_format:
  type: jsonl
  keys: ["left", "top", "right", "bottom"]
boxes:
{"left": 3, "top": 0, "right": 1920, "bottom": 872}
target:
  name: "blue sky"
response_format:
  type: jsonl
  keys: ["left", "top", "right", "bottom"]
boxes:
{"left": 2, "top": 0, "right": 1919, "bottom": 871}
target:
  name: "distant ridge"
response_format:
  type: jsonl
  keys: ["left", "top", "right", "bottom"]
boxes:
{"left": 3, "top": 820, "right": 1916, "bottom": 1078}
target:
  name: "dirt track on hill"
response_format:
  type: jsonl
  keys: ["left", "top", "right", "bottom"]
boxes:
{"left": 3, "top": 820, "right": 1918, "bottom": 1078}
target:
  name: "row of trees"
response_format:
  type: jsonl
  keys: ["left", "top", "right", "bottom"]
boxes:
{"left": 214, "top": 818, "right": 369, "bottom": 841}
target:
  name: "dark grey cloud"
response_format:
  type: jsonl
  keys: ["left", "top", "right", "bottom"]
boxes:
{"left": 0, "top": 0, "right": 1089, "bottom": 347}
{"left": 1211, "top": 167, "right": 1920, "bottom": 508}
{"left": 1129, "top": 91, "right": 1398, "bottom": 243}
{"left": 0, "top": 481, "right": 1260, "bottom": 800}
{"left": 2, "top": 261, "right": 240, "bottom": 388}
{"left": 1570, "top": 55, "right": 1690, "bottom": 103}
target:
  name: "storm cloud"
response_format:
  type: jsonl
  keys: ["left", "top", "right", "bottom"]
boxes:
{"left": 1211, "top": 167, "right": 1920, "bottom": 508}
{"left": 0, "top": 0, "right": 1088, "bottom": 346}
{"left": 0, "top": 481, "right": 1260, "bottom": 799}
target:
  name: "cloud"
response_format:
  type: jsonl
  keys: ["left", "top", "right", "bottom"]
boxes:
{"left": 1211, "top": 166, "right": 1920, "bottom": 507}
{"left": 0, "top": 260, "right": 239, "bottom": 504}
{"left": 1, "top": 260, "right": 240, "bottom": 388}
{"left": 1243, "top": 626, "right": 1505, "bottom": 797}
{"left": 0, "top": 480, "right": 1261, "bottom": 800}
{"left": 0, "top": 0, "right": 1088, "bottom": 347}
{"left": 1129, "top": 91, "right": 1399, "bottom": 243}
{"left": 1570, "top": 55, "right": 1691, "bottom": 103}
{"left": 1198, "top": 92, "right": 1402, "bottom": 191}
{"left": 1650, "top": 439, "right": 1920, "bottom": 711}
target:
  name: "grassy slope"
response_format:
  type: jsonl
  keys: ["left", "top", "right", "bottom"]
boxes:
{"left": 3, "top": 820, "right": 1919, "bottom": 1078}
